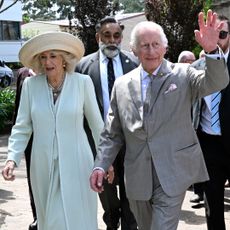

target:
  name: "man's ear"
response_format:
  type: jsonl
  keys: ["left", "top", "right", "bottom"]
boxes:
{"left": 95, "top": 33, "right": 99, "bottom": 43}
{"left": 131, "top": 47, "right": 138, "bottom": 57}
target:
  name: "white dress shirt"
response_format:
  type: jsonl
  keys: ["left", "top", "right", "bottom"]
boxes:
{"left": 200, "top": 49, "right": 229, "bottom": 135}
{"left": 99, "top": 50, "right": 123, "bottom": 120}
{"left": 140, "top": 65, "right": 161, "bottom": 102}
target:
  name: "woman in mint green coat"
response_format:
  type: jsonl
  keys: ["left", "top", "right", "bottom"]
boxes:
{"left": 2, "top": 32, "right": 105, "bottom": 230}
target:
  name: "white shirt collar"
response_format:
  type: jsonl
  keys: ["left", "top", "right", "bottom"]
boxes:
{"left": 140, "top": 64, "right": 162, "bottom": 81}
{"left": 99, "top": 50, "right": 120, "bottom": 63}
{"left": 224, "top": 49, "right": 229, "bottom": 62}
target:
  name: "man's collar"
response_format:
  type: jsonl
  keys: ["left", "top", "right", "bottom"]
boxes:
{"left": 224, "top": 48, "right": 230, "bottom": 61}
{"left": 140, "top": 64, "right": 162, "bottom": 80}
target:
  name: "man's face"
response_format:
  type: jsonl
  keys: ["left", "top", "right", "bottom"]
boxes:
{"left": 133, "top": 27, "right": 166, "bottom": 74}
{"left": 96, "top": 22, "right": 123, "bottom": 58}
{"left": 184, "top": 54, "right": 196, "bottom": 64}
{"left": 217, "top": 19, "right": 230, "bottom": 54}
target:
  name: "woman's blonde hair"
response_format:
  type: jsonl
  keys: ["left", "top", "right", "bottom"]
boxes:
{"left": 32, "top": 50, "right": 78, "bottom": 74}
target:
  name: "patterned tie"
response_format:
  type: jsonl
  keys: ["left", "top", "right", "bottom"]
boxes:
{"left": 211, "top": 91, "right": 221, "bottom": 133}
{"left": 143, "top": 75, "right": 153, "bottom": 116}
{"left": 107, "top": 58, "right": 115, "bottom": 98}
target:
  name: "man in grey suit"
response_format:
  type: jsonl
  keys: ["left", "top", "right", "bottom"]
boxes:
{"left": 90, "top": 10, "right": 229, "bottom": 230}
{"left": 76, "top": 17, "right": 138, "bottom": 230}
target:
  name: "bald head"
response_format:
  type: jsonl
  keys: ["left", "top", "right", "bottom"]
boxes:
{"left": 178, "top": 51, "right": 196, "bottom": 64}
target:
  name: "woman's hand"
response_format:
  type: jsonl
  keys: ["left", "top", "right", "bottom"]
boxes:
{"left": 106, "top": 165, "right": 114, "bottom": 184}
{"left": 2, "top": 160, "right": 16, "bottom": 181}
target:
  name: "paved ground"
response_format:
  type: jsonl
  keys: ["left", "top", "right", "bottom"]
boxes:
{"left": 0, "top": 133, "right": 230, "bottom": 230}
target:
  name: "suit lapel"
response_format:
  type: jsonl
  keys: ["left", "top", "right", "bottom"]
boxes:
{"left": 128, "top": 60, "right": 173, "bottom": 120}
{"left": 93, "top": 51, "right": 136, "bottom": 112}
{"left": 128, "top": 67, "right": 143, "bottom": 119}
{"left": 120, "top": 52, "right": 137, "bottom": 74}
{"left": 227, "top": 53, "right": 230, "bottom": 71}
{"left": 89, "top": 52, "right": 104, "bottom": 110}
{"left": 149, "top": 59, "right": 173, "bottom": 109}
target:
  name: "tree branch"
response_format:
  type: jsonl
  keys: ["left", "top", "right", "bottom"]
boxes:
{"left": 0, "top": 0, "right": 19, "bottom": 14}
{"left": 0, "top": 0, "right": 4, "bottom": 10}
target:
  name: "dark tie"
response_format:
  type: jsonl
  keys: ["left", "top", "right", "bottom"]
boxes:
{"left": 211, "top": 91, "right": 221, "bottom": 133}
{"left": 107, "top": 58, "right": 115, "bottom": 98}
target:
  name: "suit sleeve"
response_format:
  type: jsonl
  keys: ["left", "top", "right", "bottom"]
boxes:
{"left": 7, "top": 78, "right": 32, "bottom": 166}
{"left": 189, "top": 56, "right": 229, "bottom": 103}
{"left": 83, "top": 76, "right": 104, "bottom": 150}
{"left": 95, "top": 83, "right": 125, "bottom": 171}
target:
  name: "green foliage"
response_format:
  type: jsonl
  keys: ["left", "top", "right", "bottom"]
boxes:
{"left": 7, "top": 62, "right": 23, "bottom": 70}
{"left": 119, "top": 0, "right": 145, "bottom": 13}
{"left": 73, "top": 0, "right": 119, "bottom": 55}
{"left": 21, "top": 0, "right": 117, "bottom": 54}
{"left": 203, "top": 0, "right": 212, "bottom": 14}
{"left": 21, "top": 0, "right": 59, "bottom": 20}
{"left": 145, "top": 0, "right": 205, "bottom": 62}
{"left": 22, "top": 14, "right": 31, "bottom": 23}
{"left": 22, "top": 29, "right": 40, "bottom": 40}
{"left": 0, "top": 87, "right": 15, "bottom": 131}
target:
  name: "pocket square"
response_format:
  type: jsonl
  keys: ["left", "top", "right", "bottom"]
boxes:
{"left": 164, "top": 83, "right": 177, "bottom": 94}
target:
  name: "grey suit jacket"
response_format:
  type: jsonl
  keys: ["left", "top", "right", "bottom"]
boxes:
{"left": 94, "top": 57, "right": 229, "bottom": 200}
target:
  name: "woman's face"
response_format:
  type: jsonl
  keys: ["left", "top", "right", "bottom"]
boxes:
{"left": 39, "top": 50, "right": 65, "bottom": 78}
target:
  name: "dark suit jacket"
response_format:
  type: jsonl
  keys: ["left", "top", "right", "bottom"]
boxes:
{"left": 76, "top": 50, "right": 139, "bottom": 156}
{"left": 219, "top": 54, "right": 230, "bottom": 147}
{"left": 192, "top": 54, "right": 230, "bottom": 151}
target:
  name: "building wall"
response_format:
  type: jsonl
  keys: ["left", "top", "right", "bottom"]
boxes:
{"left": 21, "top": 14, "right": 147, "bottom": 51}
{"left": 212, "top": 0, "right": 230, "bottom": 18}
{"left": 119, "top": 13, "right": 146, "bottom": 51}
{"left": 22, "top": 22, "right": 60, "bottom": 39}
{"left": 0, "top": 0, "right": 23, "bottom": 62}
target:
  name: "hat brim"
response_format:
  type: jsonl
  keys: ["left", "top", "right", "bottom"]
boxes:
{"left": 19, "top": 31, "right": 85, "bottom": 69}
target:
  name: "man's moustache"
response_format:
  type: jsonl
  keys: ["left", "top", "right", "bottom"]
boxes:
{"left": 105, "top": 45, "right": 118, "bottom": 50}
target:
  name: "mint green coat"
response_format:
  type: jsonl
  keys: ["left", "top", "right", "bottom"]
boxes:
{"left": 7, "top": 73, "right": 104, "bottom": 230}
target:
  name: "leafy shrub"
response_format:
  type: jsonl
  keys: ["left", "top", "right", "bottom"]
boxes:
{"left": 0, "top": 87, "right": 15, "bottom": 131}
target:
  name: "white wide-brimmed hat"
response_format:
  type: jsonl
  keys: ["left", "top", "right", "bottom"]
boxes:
{"left": 19, "top": 31, "right": 85, "bottom": 69}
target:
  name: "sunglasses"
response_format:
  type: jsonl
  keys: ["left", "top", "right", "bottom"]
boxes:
{"left": 219, "top": 30, "right": 229, "bottom": 39}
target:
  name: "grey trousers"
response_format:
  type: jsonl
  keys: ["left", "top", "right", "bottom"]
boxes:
{"left": 129, "top": 165, "right": 186, "bottom": 230}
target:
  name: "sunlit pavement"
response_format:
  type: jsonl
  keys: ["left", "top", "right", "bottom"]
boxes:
{"left": 0, "top": 133, "right": 229, "bottom": 230}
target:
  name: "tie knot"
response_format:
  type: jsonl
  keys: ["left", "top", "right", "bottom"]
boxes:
{"left": 147, "top": 74, "right": 154, "bottom": 82}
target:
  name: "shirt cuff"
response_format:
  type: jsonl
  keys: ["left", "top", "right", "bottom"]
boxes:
{"left": 93, "top": 167, "right": 105, "bottom": 172}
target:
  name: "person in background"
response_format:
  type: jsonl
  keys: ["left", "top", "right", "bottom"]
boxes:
{"left": 76, "top": 16, "right": 138, "bottom": 230}
{"left": 192, "top": 14, "right": 230, "bottom": 230}
{"left": 2, "top": 31, "right": 105, "bottom": 230}
{"left": 199, "top": 49, "right": 205, "bottom": 58}
{"left": 178, "top": 50, "right": 196, "bottom": 64}
{"left": 13, "top": 67, "right": 37, "bottom": 230}
{"left": 90, "top": 10, "right": 229, "bottom": 230}
{"left": 189, "top": 49, "right": 206, "bottom": 205}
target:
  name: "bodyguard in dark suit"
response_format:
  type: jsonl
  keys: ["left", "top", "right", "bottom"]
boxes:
{"left": 192, "top": 14, "right": 230, "bottom": 230}
{"left": 76, "top": 17, "right": 138, "bottom": 230}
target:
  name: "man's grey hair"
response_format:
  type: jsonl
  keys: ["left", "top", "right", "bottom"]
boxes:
{"left": 177, "top": 50, "right": 195, "bottom": 63}
{"left": 130, "top": 21, "right": 168, "bottom": 50}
